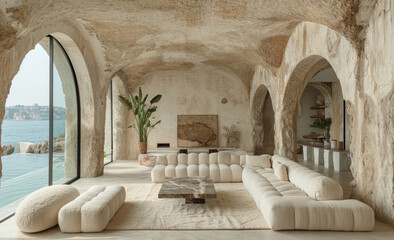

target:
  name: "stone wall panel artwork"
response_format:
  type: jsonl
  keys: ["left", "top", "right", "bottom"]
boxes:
{"left": 177, "top": 115, "right": 218, "bottom": 148}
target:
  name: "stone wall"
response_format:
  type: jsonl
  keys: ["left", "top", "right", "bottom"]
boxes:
{"left": 126, "top": 66, "right": 253, "bottom": 159}
{"left": 250, "top": 19, "right": 393, "bottom": 223}
{"left": 0, "top": 23, "right": 108, "bottom": 178}
{"left": 351, "top": 0, "right": 394, "bottom": 224}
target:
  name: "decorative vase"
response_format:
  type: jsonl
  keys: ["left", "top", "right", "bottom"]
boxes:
{"left": 138, "top": 142, "right": 147, "bottom": 154}
{"left": 337, "top": 141, "right": 344, "bottom": 150}
{"left": 330, "top": 140, "right": 337, "bottom": 149}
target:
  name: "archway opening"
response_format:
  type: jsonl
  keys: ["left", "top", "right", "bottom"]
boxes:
{"left": 284, "top": 57, "right": 353, "bottom": 198}
{"left": 252, "top": 85, "right": 275, "bottom": 155}
{"left": 0, "top": 36, "right": 80, "bottom": 220}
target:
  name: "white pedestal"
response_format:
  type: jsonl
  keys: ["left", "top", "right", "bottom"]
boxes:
{"left": 303, "top": 145, "right": 314, "bottom": 162}
{"left": 333, "top": 151, "right": 351, "bottom": 172}
{"left": 323, "top": 149, "right": 333, "bottom": 169}
{"left": 313, "top": 147, "right": 324, "bottom": 165}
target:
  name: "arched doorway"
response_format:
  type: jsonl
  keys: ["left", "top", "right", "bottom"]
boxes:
{"left": 0, "top": 35, "right": 80, "bottom": 220}
{"left": 252, "top": 85, "right": 275, "bottom": 155}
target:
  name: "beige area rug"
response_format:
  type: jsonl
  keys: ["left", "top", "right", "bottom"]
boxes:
{"left": 106, "top": 183, "right": 270, "bottom": 230}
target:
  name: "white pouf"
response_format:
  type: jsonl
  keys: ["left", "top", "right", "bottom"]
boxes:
{"left": 15, "top": 185, "right": 80, "bottom": 233}
{"left": 58, "top": 185, "right": 126, "bottom": 233}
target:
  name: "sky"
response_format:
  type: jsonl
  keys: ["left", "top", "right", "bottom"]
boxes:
{"left": 5, "top": 43, "right": 67, "bottom": 108}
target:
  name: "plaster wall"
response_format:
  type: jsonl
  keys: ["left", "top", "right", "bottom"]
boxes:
{"left": 127, "top": 66, "right": 253, "bottom": 159}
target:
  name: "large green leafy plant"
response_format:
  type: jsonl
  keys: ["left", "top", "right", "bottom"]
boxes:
{"left": 118, "top": 87, "right": 162, "bottom": 142}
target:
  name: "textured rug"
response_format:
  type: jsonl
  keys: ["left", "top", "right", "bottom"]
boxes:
{"left": 106, "top": 183, "right": 269, "bottom": 230}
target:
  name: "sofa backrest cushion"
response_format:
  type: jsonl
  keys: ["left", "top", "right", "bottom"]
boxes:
{"left": 188, "top": 153, "right": 198, "bottom": 165}
{"left": 167, "top": 154, "right": 177, "bottom": 165}
{"left": 178, "top": 153, "right": 188, "bottom": 165}
{"left": 209, "top": 152, "right": 218, "bottom": 164}
{"left": 230, "top": 154, "right": 240, "bottom": 165}
{"left": 273, "top": 163, "right": 288, "bottom": 181}
{"left": 156, "top": 155, "right": 167, "bottom": 166}
{"left": 272, "top": 155, "right": 343, "bottom": 200}
{"left": 218, "top": 152, "right": 231, "bottom": 165}
{"left": 246, "top": 155, "right": 271, "bottom": 168}
{"left": 240, "top": 155, "right": 246, "bottom": 165}
{"left": 198, "top": 153, "right": 209, "bottom": 165}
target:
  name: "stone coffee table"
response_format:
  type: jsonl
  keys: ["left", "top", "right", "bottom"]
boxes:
{"left": 158, "top": 177, "right": 216, "bottom": 204}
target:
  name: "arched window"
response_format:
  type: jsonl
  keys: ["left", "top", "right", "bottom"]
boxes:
{"left": 0, "top": 35, "right": 80, "bottom": 220}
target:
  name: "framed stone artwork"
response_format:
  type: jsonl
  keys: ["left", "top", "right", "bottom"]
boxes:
{"left": 177, "top": 115, "right": 218, "bottom": 147}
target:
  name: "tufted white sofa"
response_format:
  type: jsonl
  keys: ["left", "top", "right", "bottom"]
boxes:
{"left": 242, "top": 155, "right": 375, "bottom": 231}
{"left": 151, "top": 152, "right": 244, "bottom": 183}
{"left": 151, "top": 152, "right": 375, "bottom": 231}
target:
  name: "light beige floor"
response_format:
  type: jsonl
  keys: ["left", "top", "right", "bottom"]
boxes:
{"left": 0, "top": 160, "right": 393, "bottom": 240}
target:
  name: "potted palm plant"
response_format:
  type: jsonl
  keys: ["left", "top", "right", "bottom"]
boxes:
{"left": 118, "top": 87, "right": 162, "bottom": 154}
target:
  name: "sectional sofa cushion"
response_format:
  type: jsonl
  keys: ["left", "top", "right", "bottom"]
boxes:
{"left": 272, "top": 155, "right": 343, "bottom": 200}
{"left": 178, "top": 153, "right": 188, "bottom": 165}
{"left": 218, "top": 152, "right": 231, "bottom": 165}
{"left": 167, "top": 154, "right": 177, "bottom": 165}
{"left": 230, "top": 154, "right": 240, "bottom": 165}
{"left": 198, "top": 153, "right": 209, "bottom": 164}
{"left": 16, "top": 185, "right": 80, "bottom": 233}
{"left": 188, "top": 153, "right": 198, "bottom": 165}
{"left": 246, "top": 155, "right": 271, "bottom": 168}
{"left": 209, "top": 152, "right": 218, "bottom": 164}
{"left": 274, "top": 163, "right": 288, "bottom": 181}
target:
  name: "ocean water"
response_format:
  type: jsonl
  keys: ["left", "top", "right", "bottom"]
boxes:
{"left": 0, "top": 120, "right": 70, "bottom": 213}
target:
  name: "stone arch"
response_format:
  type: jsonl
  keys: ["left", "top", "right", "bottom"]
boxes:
{"left": 251, "top": 85, "right": 275, "bottom": 155}
{"left": 275, "top": 22, "right": 358, "bottom": 160}
{"left": 0, "top": 22, "right": 105, "bottom": 178}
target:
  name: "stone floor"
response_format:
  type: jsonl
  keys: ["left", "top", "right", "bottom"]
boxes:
{"left": 0, "top": 160, "right": 393, "bottom": 240}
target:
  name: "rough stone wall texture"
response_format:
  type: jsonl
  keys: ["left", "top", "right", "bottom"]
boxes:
{"left": 352, "top": 0, "right": 394, "bottom": 224}
{"left": 331, "top": 82, "right": 344, "bottom": 142}
{"left": 250, "top": 18, "right": 393, "bottom": 223}
{"left": 0, "top": 22, "right": 107, "bottom": 178}
{"left": 111, "top": 75, "right": 130, "bottom": 160}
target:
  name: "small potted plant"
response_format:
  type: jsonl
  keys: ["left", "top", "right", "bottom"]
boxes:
{"left": 312, "top": 117, "right": 332, "bottom": 147}
{"left": 118, "top": 87, "right": 162, "bottom": 154}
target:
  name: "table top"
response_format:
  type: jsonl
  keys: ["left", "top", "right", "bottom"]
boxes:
{"left": 158, "top": 177, "right": 216, "bottom": 199}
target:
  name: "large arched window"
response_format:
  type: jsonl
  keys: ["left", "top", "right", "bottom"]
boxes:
{"left": 0, "top": 36, "right": 80, "bottom": 220}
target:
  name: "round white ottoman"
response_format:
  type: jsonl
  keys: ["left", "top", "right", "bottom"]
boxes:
{"left": 15, "top": 185, "right": 79, "bottom": 233}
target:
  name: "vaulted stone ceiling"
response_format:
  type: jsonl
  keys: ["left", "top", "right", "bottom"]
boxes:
{"left": 0, "top": 0, "right": 377, "bottom": 89}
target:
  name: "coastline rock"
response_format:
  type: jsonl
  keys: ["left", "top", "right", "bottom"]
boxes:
{"left": 40, "top": 141, "right": 49, "bottom": 154}
{"left": 19, "top": 140, "right": 64, "bottom": 154}
{"left": 1, "top": 144, "right": 15, "bottom": 156}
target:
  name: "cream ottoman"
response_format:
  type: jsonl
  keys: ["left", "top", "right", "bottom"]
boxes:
{"left": 58, "top": 185, "right": 126, "bottom": 232}
{"left": 15, "top": 185, "right": 80, "bottom": 233}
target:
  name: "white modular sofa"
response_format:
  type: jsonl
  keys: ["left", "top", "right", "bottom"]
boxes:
{"left": 243, "top": 155, "right": 375, "bottom": 231}
{"left": 151, "top": 152, "right": 375, "bottom": 231}
{"left": 151, "top": 152, "right": 243, "bottom": 183}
